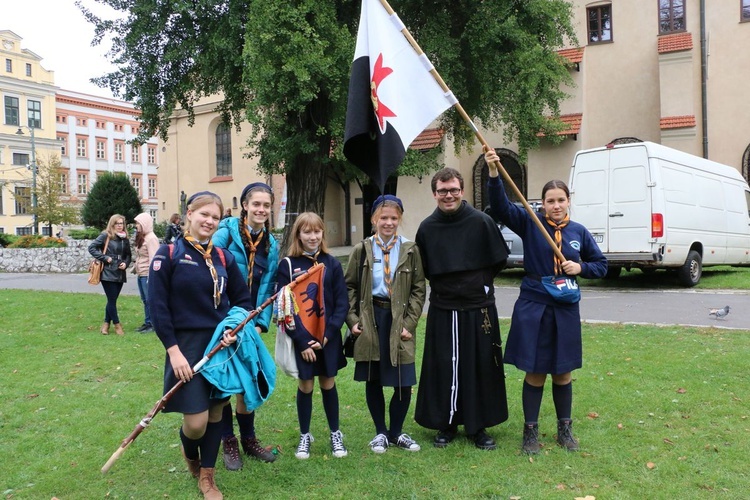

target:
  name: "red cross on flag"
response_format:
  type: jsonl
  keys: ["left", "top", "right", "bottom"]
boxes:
{"left": 343, "top": 0, "right": 456, "bottom": 193}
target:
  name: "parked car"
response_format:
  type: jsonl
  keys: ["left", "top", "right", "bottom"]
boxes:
{"left": 486, "top": 201, "right": 542, "bottom": 269}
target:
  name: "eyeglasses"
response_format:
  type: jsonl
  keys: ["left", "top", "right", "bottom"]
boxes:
{"left": 435, "top": 188, "right": 461, "bottom": 197}
{"left": 115, "top": 222, "right": 125, "bottom": 225}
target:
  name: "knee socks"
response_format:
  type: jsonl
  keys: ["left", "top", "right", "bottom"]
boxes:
{"left": 180, "top": 426, "right": 201, "bottom": 461}
{"left": 552, "top": 381, "right": 573, "bottom": 421}
{"left": 199, "top": 420, "right": 223, "bottom": 468}
{"left": 388, "top": 387, "right": 412, "bottom": 439}
{"left": 365, "top": 381, "right": 387, "bottom": 435}
{"left": 321, "top": 385, "right": 340, "bottom": 432}
{"left": 297, "top": 388, "right": 313, "bottom": 434}
{"left": 220, "top": 402, "right": 234, "bottom": 439}
{"left": 236, "top": 411, "right": 256, "bottom": 439}
{"left": 522, "top": 380, "right": 545, "bottom": 424}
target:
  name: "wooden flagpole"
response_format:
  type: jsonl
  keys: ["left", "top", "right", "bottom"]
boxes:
{"left": 377, "top": 0, "right": 565, "bottom": 262}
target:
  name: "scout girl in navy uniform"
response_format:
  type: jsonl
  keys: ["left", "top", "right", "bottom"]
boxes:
{"left": 276, "top": 212, "right": 348, "bottom": 460}
{"left": 484, "top": 149, "right": 607, "bottom": 455}
{"left": 212, "top": 182, "right": 279, "bottom": 469}
{"left": 149, "top": 191, "right": 253, "bottom": 499}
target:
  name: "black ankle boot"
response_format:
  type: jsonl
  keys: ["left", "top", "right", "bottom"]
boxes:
{"left": 556, "top": 419, "right": 579, "bottom": 451}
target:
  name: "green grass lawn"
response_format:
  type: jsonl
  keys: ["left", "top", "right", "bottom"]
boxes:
{"left": 1, "top": 290, "right": 748, "bottom": 499}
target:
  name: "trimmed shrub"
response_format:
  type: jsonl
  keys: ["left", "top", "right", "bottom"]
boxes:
{"left": 8, "top": 235, "right": 68, "bottom": 248}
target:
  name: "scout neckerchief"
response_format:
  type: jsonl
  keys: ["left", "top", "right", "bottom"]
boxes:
{"left": 241, "top": 220, "right": 264, "bottom": 288}
{"left": 374, "top": 234, "right": 397, "bottom": 296}
{"left": 184, "top": 233, "right": 221, "bottom": 309}
{"left": 302, "top": 248, "right": 321, "bottom": 264}
{"left": 545, "top": 213, "right": 570, "bottom": 275}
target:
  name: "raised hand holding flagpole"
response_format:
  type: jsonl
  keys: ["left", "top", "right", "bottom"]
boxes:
{"left": 344, "top": 0, "right": 564, "bottom": 261}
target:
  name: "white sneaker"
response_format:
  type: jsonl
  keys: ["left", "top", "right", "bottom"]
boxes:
{"left": 330, "top": 430, "right": 348, "bottom": 458}
{"left": 295, "top": 433, "right": 313, "bottom": 460}
{"left": 369, "top": 433, "right": 389, "bottom": 454}
{"left": 390, "top": 433, "right": 421, "bottom": 452}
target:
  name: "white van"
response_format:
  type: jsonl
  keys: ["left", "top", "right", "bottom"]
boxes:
{"left": 569, "top": 141, "right": 750, "bottom": 286}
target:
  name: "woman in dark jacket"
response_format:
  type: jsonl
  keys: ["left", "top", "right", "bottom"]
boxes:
{"left": 164, "top": 213, "right": 183, "bottom": 244}
{"left": 88, "top": 214, "right": 132, "bottom": 335}
{"left": 485, "top": 149, "right": 607, "bottom": 455}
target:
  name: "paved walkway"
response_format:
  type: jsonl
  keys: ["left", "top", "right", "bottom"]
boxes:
{"left": 1, "top": 244, "right": 747, "bottom": 330}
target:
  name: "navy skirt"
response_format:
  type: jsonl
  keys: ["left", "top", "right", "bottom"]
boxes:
{"left": 504, "top": 299, "right": 582, "bottom": 374}
{"left": 162, "top": 329, "right": 228, "bottom": 414}
{"left": 354, "top": 303, "right": 416, "bottom": 387}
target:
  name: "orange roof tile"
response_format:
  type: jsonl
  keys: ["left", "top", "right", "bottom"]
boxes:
{"left": 658, "top": 33, "right": 693, "bottom": 54}
{"left": 537, "top": 113, "right": 582, "bottom": 137}
{"left": 557, "top": 47, "right": 584, "bottom": 64}
{"left": 409, "top": 128, "right": 444, "bottom": 151}
{"left": 660, "top": 115, "right": 696, "bottom": 129}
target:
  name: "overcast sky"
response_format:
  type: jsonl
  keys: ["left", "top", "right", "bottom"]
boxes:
{"left": 4, "top": 0, "right": 122, "bottom": 98}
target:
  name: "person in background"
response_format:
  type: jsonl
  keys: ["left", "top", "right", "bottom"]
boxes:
{"left": 414, "top": 167, "right": 509, "bottom": 450}
{"left": 345, "top": 195, "right": 426, "bottom": 454}
{"left": 212, "top": 182, "right": 279, "bottom": 469}
{"left": 484, "top": 148, "right": 607, "bottom": 454}
{"left": 133, "top": 213, "right": 160, "bottom": 333}
{"left": 149, "top": 191, "right": 254, "bottom": 499}
{"left": 88, "top": 214, "right": 132, "bottom": 336}
{"left": 164, "top": 213, "right": 183, "bottom": 244}
{"left": 276, "top": 212, "right": 348, "bottom": 460}
{"left": 222, "top": 208, "right": 233, "bottom": 220}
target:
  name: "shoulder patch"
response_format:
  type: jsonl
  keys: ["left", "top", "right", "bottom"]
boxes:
{"left": 152, "top": 260, "right": 162, "bottom": 271}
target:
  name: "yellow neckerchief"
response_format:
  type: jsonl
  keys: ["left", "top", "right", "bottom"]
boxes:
{"left": 184, "top": 233, "right": 221, "bottom": 309}
{"left": 545, "top": 213, "right": 570, "bottom": 275}
{"left": 241, "top": 218, "right": 264, "bottom": 288}
{"left": 374, "top": 234, "right": 397, "bottom": 296}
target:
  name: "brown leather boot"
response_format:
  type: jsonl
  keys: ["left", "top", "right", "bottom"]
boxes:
{"left": 198, "top": 467, "right": 223, "bottom": 500}
{"left": 101, "top": 323, "right": 110, "bottom": 335}
{"left": 113, "top": 323, "right": 125, "bottom": 336}
{"left": 180, "top": 445, "right": 200, "bottom": 478}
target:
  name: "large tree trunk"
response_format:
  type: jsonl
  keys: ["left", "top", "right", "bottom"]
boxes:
{"left": 280, "top": 154, "right": 328, "bottom": 254}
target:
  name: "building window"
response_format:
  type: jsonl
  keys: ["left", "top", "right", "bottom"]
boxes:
{"left": 25, "top": 63, "right": 31, "bottom": 77}
{"left": 743, "top": 0, "right": 750, "bottom": 21}
{"left": 0, "top": 190, "right": 3, "bottom": 215}
{"left": 57, "top": 135, "right": 67, "bottom": 156}
{"left": 77, "top": 138, "right": 87, "bottom": 157}
{"left": 16, "top": 227, "right": 32, "bottom": 236}
{"left": 147, "top": 145, "right": 156, "bottom": 164}
{"left": 77, "top": 117, "right": 87, "bottom": 126}
{"left": 131, "top": 176, "right": 140, "bottom": 194}
{"left": 114, "top": 142, "right": 124, "bottom": 161}
{"left": 77, "top": 173, "right": 88, "bottom": 195}
{"left": 12, "top": 152, "right": 30, "bottom": 165}
{"left": 588, "top": 4, "right": 612, "bottom": 43}
{"left": 148, "top": 178, "right": 156, "bottom": 198}
{"left": 96, "top": 140, "right": 106, "bottom": 159}
{"left": 5, "top": 59, "right": 11, "bottom": 73}
{"left": 4, "top": 96, "right": 19, "bottom": 126}
{"left": 132, "top": 146, "right": 140, "bottom": 163}
{"left": 215, "top": 124, "right": 232, "bottom": 176}
{"left": 27, "top": 100, "right": 41, "bottom": 129}
{"left": 149, "top": 209, "right": 158, "bottom": 219}
{"left": 41, "top": 226, "right": 52, "bottom": 236}
{"left": 659, "top": 0, "right": 686, "bottom": 34}
{"left": 59, "top": 172, "right": 69, "bottom": 194}
{"left": 15, "top": 186, "right": 31, "bottom": 214}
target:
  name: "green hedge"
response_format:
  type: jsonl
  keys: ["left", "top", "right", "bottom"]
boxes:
{"left": 7, "top": 235, "right": 67, "bottom": 248}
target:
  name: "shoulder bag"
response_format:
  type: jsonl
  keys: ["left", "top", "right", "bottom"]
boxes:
{"left": 88, "top": 236, "right": 110, "bottom": 285}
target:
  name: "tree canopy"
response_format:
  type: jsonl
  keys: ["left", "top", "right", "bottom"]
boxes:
{"left": 33, "top": 154, "right": 79, "bottom": 234}
{"left": 80, "top": 0, "right": 576, "bottom": 217}
{"left": 81, "top": 172, "right": 143, "bottom": 229}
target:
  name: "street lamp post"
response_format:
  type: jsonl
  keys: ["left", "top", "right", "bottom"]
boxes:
{"left": 15, "top": 126, "right": 38, "bottom": 235}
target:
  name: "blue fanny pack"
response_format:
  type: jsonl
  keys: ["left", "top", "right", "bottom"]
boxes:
{"left": 540, "top": 275, "right": 581, "bottom": 304}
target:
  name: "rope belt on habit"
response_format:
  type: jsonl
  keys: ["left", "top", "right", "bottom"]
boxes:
{"left": 372, "top": 297, "right": 391, "bottom": 309}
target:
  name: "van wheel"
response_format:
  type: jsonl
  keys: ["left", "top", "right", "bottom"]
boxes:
{"left": 604, "top": 266, "right": 622, "bottom": 279}
{"left": 677, "top": 251, "right": 702, "bottom": 287}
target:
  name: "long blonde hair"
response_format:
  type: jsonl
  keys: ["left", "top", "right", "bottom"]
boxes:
{"left": 287, "top": 212, "right": 329, "bottom": 257}
{"left": 105, "top": 214, "right": 126, "bottom": 239}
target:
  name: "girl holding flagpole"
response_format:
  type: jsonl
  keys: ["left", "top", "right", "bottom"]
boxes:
{"left": 212, "top": 182, "right": 279, "bottom": 470}
{"left": 276, "top": 212, "right": 349, "bottom": 460}
{"left": 345, "top": 195, "right": 426, "bottom": 454}
{"left": 149, "top": 191, "right": 254, "bottom": 499}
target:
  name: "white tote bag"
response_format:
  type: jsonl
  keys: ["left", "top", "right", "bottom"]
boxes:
{"left": 274, "top": 258, "right": 299, "bottom": 378}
